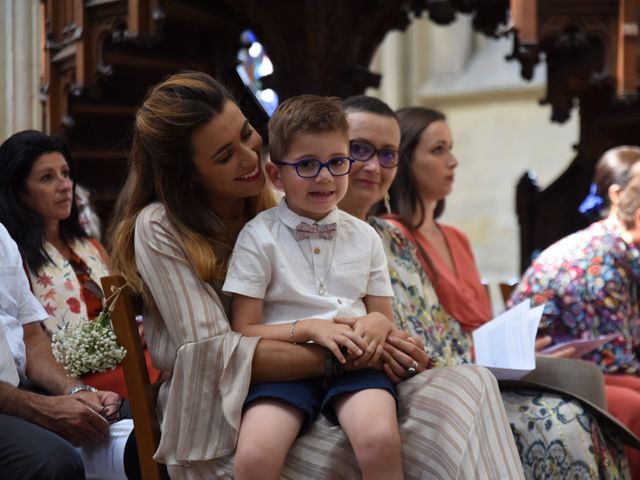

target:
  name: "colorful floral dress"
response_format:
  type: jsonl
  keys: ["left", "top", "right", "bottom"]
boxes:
{"left": 27, "top": 237, "right": 160, "bottom": 397}
{"left": 509, "top": 218, "right": 640, "bottom": 375}
{"left": 369, "top": 217, "right": 629, "bottom": 480}
{"left": 27, "top": 238, "right": 109, "bottom": 333}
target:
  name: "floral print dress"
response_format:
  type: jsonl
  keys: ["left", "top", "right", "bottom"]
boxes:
{"left": 369, "top": 217, "right": 629, "bottom": 480}
{"left": 27, "top": 237, "right": 161, "bottom": 397}
{"left": 28, "top": 238, "right": 109, "bottom": 333}
{"left": 509, "top": 218, "right": 640, "bottom": 375}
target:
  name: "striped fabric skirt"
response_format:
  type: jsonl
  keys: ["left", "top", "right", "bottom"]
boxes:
{"left": 168, "top": 365, "right": 524, "bottom": 479}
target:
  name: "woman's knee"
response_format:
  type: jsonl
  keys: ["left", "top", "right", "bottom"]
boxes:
{"left": 443, "top": 365, "right": 501, "bottom": 403}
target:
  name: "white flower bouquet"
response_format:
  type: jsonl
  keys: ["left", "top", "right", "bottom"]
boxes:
{"left": 52, "top": 308, "right": 126, "bottom": 377}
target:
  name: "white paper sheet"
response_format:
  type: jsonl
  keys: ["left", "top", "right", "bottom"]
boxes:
{"left": 78, "top": 419, "right": 133, "bottom": 480}
{"left": 472, "top": 300, "right": 544, "bottom": 380}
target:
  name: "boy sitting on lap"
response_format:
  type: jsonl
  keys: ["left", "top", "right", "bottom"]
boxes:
{"left": 223, "top": 95, "right": 403, "bottom": 480}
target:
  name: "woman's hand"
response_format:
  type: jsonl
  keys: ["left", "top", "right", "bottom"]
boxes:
{"left": 535, "top": 335, "right": 577, "bottom": 359}
{"left": 299, "top": 319, "right": 367, "bottom": 363}
{"left": 380, "top": 335, "right": 432, "bottom": 384}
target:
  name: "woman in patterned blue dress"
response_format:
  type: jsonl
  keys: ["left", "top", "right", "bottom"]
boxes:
{"left": 510, "top": 147, "right": 640, "bottom": 478}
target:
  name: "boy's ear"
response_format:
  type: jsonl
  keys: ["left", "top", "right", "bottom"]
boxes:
{"left": 265, "top": 162, "right": 284, "bottom": 190}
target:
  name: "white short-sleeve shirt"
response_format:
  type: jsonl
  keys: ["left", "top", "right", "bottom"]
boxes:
{"left": 223, "top": 200, "right": 393, "bottom": 325}
{"left": 0, "top": 223, "right": 48, "bottom": 378}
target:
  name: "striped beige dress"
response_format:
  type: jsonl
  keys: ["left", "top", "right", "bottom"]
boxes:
{"left": 135, "top": 203, "right": 524, "bottom": 479}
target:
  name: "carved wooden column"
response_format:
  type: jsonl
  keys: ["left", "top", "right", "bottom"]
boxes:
{"left": 617, "top": 0, "right": 638, "bottom": 96}
{"left": 0, "top": 0, "right": 41, "bottom": 138}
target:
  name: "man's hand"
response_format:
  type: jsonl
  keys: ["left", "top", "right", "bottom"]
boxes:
{"left": 38, "top": 395, "right": 110, "bottom": 446}
{"left": 74, "top": 389, "right": 121, "bottom": 422}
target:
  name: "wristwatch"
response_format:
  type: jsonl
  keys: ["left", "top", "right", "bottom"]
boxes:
{"left": 67, "top": 385, "right": 98, "bottom": 396}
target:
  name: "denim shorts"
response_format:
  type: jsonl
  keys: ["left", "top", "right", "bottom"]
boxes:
{"left": 244, "top": 369, "right": 396, "bottom": 432}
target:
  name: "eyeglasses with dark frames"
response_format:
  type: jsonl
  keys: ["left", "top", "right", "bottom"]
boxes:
{"left": 349, "top": 140, "right": 399, "bottom": 168}
{"left": 273, "top": 156, "right": 354, "bottom": 178}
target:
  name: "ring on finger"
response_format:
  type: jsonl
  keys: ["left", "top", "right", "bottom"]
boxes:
{"left": 406, "top": 360, "right": 418, "bottom": 377}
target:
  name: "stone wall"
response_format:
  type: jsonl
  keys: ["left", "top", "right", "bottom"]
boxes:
{"left": 369, "top": 15, "right": 579, "bottom": 313}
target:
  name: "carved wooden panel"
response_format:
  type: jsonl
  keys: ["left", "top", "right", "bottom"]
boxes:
{"left": 617, "top": 0, "right": 639, "bottom": 96}
{"left": 220, "top": 0, "right": 412, "bottom": 100}
{"left": 510, "top": 0, "right": 640, "bottom": 271}
{"left": 42, "top": 0, "right": 420, "bottom": 231}
{"left": 42, "top": 0, "right": 639, "bottom": 252}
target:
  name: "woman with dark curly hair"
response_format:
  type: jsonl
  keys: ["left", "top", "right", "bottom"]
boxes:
{"left": 0, "top": 130, "right": 160, "bottom": 397}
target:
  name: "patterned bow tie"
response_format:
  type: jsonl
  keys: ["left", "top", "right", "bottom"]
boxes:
{"left": 293, "top": 222, "right": 337, "bottom": 241}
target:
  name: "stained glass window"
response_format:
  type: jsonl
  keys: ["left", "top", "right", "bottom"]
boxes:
{"left": 237, "top": 30, "right": 279, "bottom": 116}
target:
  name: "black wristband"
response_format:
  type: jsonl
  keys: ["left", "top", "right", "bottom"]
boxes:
{"left": 332, "top": 356, "right": 344, "bottom": 378}
{"left": 323, "top": 355, "right": 333, "bottom": 388}
{"left": 323, "top": 354, "right": 344, "bottom": 388}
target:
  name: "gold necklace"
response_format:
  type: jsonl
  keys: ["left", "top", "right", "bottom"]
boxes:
{"left": 422, "top": 222, "right": 438, "bottom": 235}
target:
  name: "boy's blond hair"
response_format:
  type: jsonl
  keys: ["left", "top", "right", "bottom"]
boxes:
{"left": 268, "top": 95, "right": 349, "bottom": 161}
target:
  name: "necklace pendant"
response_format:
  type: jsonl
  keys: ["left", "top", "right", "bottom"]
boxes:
{"left": 318, "top": 281, "right": 327, "bottom": 296}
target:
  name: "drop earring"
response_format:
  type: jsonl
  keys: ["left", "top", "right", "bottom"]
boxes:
{"left": 384, "top": 192, "right": 391, "bottom": 214}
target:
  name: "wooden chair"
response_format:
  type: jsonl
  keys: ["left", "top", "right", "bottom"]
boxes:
{"left": 101, "top": 275, "right": 169, "bottom": 480}
{"left": 499, "top": 278, "right": 519, "bottom": 307}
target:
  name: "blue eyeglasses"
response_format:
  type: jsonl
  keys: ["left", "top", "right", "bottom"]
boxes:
{"left": 349, "top": 140, "right": 399, "bottom": 168}
{"left": 273, "top": 157, "right": 354, "bottom": 178}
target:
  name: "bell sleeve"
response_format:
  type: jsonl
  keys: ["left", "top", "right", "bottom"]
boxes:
{"left": 134, "top": 204, "right": 260, "bottom": 465}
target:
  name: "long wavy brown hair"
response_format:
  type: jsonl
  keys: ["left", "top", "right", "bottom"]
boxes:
{"left": 110, "top": 71, "right": 275, "bottom": 295}
{"left": 390, "top": 107, "right": 447, "bottom": 280}
{"left": 391, "top": 107, "right": 447, "bottom": 230}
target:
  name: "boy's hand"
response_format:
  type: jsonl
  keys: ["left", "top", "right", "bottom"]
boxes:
{"left": 298, "top": 319, "right": 367, "bottom": 364}
{"left": 337, "top": 312, "right": 392, "bottom": 365}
